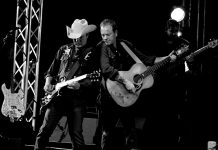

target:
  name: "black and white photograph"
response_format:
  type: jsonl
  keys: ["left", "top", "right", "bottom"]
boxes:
{"left": 0, "top": 0, "right": 218, "bottom": 150}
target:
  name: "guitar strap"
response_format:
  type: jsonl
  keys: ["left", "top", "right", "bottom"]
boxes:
{"left": 65, "top": 60, "right": 80, "bottom": 80}
{"left": 120, "top": 41, "right": 143, "bottom": 64}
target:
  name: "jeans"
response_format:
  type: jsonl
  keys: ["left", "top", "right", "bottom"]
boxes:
{"left": 34, "top": 96, "right": 85, "bottom": 150}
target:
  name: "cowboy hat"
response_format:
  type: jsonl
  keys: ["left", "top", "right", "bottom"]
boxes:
{"left": 66, "top": 19, "right": 97, "bottom": 39}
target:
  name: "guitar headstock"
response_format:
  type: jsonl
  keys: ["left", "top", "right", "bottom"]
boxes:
{"left": 208, "top": 39, "right": 218, "bottom": 48}
{"left": 87, "top": 70, "right": 101, "bottom": 82}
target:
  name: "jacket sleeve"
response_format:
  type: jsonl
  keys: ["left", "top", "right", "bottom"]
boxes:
{"left": 44, "top": 47, "right": 62, "bottom": 80}
{"left": 99, "top": 44, "right": 119, "bottom": 80}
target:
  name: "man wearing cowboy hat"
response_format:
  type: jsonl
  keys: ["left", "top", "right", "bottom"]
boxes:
{"left": 34, "top": 19, "right": 100, "bottom": 150}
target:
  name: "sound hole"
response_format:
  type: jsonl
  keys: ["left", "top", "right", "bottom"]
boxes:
{"left": 133, "top": 74, "right": 143, "bottom": 88}
{"left": 133, "top": 74, "right": 143, "bottom": 90}
{"left": 133, "top": 74, "right": 142, "bottom": 83}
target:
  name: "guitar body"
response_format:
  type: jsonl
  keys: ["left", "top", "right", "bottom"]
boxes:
{"left": 1, "top": 83, "right": 25, "bottom": 120}
{"left": 106, "top": 45, "right": 192, "bottom": 107}
{"left": 40, "top": 88, "right": 60, "bottom": 113}
{"left": 106, "top": 63, "right": 154, "bottom": 107}
{"left": 40, "top": 71, "right": 101, "bottom": 113}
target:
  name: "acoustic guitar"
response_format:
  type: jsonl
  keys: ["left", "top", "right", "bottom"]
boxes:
{"left": 106, "top": 45, "right": 189, "bottom": 107}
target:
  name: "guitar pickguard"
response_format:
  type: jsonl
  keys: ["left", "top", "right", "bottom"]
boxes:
{"left": 1, "top": 83, "right": 25, "bottom": 121}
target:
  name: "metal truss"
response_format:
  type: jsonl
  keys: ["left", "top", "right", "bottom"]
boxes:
{"left": 13, "top": 0, "right": 43, "bottom": 130}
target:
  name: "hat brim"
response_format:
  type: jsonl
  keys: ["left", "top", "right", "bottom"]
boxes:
{"left": 67, "top": 24, "right": 97, "bottom": 39}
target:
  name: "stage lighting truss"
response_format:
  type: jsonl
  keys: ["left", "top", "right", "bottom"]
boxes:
{"left": 12, "top": 0, "right": 44, "bottom": 130}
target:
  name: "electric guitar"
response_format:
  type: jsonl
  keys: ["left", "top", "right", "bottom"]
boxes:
{"left": 40, "top": 70, "right": 101, "bottom": 112}
{"left": 106, "top": 46, "right": 189, "bottom": 107}
{"left": 1, "top": 83, "right": 24, "bottom": 122}
{"left": 185, "top": 39, "right": 218, "bottom": 60}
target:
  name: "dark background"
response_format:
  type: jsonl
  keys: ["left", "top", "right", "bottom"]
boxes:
{"left": 1, "top": 0, "right": 218, "bottom": 74}
{"left": 1, "top": 0, "right": 218, "bottom": 148}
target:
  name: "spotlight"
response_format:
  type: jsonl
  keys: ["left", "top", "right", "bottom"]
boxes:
{"left": 170, "top": 7, "right": 185, "bottom": 22}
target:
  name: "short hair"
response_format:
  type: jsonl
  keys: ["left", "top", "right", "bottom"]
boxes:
{"left": 166, "top": 19, "right": 179, "bottom": 30}
{"left": 100, "top": 19, "right": 118, "bottom": 32}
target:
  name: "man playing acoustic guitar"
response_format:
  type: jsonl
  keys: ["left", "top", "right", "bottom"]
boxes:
{"left": 97, "top": 18, "right": 177, "bottom": 150}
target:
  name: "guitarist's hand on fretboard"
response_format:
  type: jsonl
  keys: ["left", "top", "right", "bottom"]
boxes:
{"left": 169, "top": 50, "right": 177, "bottom": 62}
{"left": 67, "top": 81, "right": 80, "bottom": 90}
{"left": 44, "top": 83, "right": 54, "bottom": 94}
{"left": 185, "top": 54, "right": 194, "bottom": 63}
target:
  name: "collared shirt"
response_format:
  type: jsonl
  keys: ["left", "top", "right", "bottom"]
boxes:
{"left": 44, "top": 43, "right": 99, "bottom": 98}
{"left": 98, "top": 39, "right": 156, "bottom": 81}
{"left": 45, "top": 43, "right": 97, "bottom": 80}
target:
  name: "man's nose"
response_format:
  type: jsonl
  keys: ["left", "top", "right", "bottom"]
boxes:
{"left": 104, "top": 37, "right": 109, "bottom": 41}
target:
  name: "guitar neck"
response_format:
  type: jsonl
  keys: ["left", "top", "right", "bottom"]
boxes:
{"left": 65, "top": 74, "right": 87, "bottom": 85}
{"left": 143, "top": 56, "right": 171, "bottom": 77}
{"left": 56, "top": 74, "right": 88, "bottom": 90}
{"left": 187, "top": 45, "right": 209, "bottom": 59}
{"left": 186, "top": 39, "right": 218, "bottom": 59}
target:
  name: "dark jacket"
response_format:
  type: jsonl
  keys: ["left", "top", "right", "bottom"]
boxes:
{"left": 45, "top": 43, "right": 100, "bottom": 103}
{"left": 98, "top": 39, "right": 156, "bottom": 82}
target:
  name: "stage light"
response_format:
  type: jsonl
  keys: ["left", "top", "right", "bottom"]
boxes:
{"left": 177, "top": 31, "right": 182, "bottom": 37}
{"left": 170, "top": 7, "right": 185, "bottom": 22}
